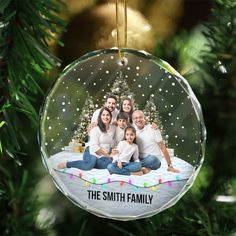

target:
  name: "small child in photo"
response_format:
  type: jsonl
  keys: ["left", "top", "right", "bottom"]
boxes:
{"left": 107, "top": 126, "right": 142, "bottom": 176}
{"left": 115, "top": 112, "right": 129, "bottom": 145}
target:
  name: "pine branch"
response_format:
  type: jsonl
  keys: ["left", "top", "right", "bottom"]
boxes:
{"left": 0, "top": 169, "right": 49, "bottom": 235}
{"left": 0, "top": 0, "right": 65, "bottom": 234}
{"left": 0, "top": 0, "right": 65, "bottom": 161}
{"left": 197, "top": 0, "right": 236, "bottom": 201}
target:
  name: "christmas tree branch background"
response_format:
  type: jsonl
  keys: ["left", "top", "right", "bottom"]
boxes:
{"left": 0, "top": 0, "right": 65, "bottom": 234}
{"left": 1, "top": 0, "right": 236, "bottom": 235}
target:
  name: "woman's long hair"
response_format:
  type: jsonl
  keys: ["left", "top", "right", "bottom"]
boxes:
{"left": 120, "top": 97, "right": 134, "bottom": 123}
{"left": 97, "top": 107, "right": 112, "bottom": 133}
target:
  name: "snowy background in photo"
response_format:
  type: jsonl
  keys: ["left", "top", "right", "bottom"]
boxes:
{"left": 40, "top": 48, "right": 205, "bottom": 167}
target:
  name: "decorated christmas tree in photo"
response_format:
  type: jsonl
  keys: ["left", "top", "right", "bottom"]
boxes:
{"left": 143, "top": 95, "right": 167, "bottom": 144}
{"left": 65, "top": 93, "right": 96, "bottom": 152}
{"left": 106, "top": 71, "right": 138, "bottom": 109}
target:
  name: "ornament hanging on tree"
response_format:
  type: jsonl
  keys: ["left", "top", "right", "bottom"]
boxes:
{"left": 39, "top": 1, "right": 206, "bottom": 221}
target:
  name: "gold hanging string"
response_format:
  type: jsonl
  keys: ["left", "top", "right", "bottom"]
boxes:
{"left": 116, "top": 0, "right": 127, "bottom": 64}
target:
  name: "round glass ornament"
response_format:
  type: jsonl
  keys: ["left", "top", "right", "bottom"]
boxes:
{"left": 39, "top": 48, "right": 206, "bottom": 220}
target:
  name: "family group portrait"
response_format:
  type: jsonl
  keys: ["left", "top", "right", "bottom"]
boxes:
{"left": 57, "top": 94, "right": 180, "bottom": 176}
{"left": 44, "top": 64, "right": 196, "bottom": 219}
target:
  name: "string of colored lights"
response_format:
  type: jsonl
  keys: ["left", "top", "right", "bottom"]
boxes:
{"left": 54, "top": 169, "right": 182, "bottom": 190}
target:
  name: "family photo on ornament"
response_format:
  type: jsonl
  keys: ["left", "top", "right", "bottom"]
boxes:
{"left": 57, "top": 94, "right": 180, "bottom": 175}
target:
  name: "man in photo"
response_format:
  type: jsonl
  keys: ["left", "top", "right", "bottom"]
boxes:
{"left": 91, "top": 94, "right": 119, "bottom": 124}
{"left": 132, "top": 110, "right": 180, "bottom": 174}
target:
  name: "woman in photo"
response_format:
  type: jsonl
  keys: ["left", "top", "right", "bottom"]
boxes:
{"left": 107, "top": 126, "right": 142, "bottom": 176}
{"left": 120, "top": 97, "right": 134, "bottom": 124}
{"left": 58, "top": 107, "right": 116, "bottom": 170}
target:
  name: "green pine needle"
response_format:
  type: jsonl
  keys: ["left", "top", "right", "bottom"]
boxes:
{"left": 0, "top": 0, "right": 65, "bottom": 160}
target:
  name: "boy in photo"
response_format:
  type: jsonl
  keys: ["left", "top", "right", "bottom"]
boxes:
{"left": 115, "top": 112, "right": 129, "bottom": 145}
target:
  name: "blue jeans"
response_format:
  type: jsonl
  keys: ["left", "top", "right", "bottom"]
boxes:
{"left": 140, "top": 155, "right": 161, "bottom": 170}
{"left": 107, "top": 162, "right": 142, "bottom": 175}
{"left": 95, "top": 157, "right": 112, "bottom": 169}
{"left": 66, "top": 147, "right": 112, "bottom": 170}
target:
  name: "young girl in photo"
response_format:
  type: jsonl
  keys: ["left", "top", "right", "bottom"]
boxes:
{"left": 107, "top": 126, "right": 142, "bottom": 176}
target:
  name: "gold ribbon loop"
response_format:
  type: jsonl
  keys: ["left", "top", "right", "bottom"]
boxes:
{"left": 116, "top": 0, "right": 127, "bottom": 64}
